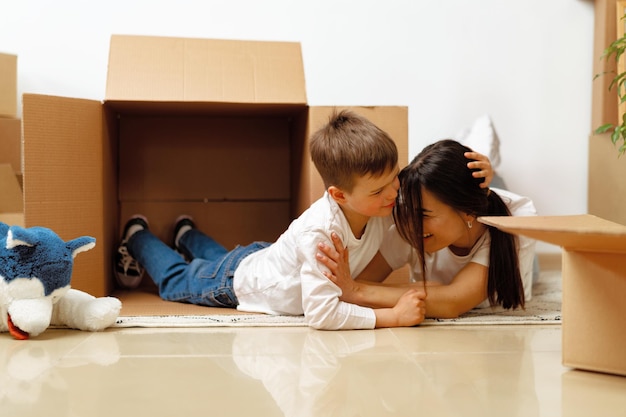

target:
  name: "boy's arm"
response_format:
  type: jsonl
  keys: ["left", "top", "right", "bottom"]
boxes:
{"left": 317, "top": 233, "right": 489, "bottom": 318}
{"left": 301, "top": 229, "right": 405, "bottom": 330}
{"left": 316, "top": 235, "right": 417, "bottom": 308}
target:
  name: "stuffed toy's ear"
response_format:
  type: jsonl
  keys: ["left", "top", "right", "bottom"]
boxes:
{"left": 5, "top": 229, "right": 33, "bottom": 249}
{"left": 67, "top": 237, "right": 96, "bottom": 259}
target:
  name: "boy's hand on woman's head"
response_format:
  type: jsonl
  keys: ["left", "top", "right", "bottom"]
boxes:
{"left": 464, "top": 151, "right": 494, "bottom": 189}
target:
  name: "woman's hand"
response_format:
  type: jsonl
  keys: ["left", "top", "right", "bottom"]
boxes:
{"left": 465, "top": 151, "right": 494, "bottom": 189}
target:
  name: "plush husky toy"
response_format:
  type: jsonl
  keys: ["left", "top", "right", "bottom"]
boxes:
{"left": 0, "top": 222, "right": 121, "bottom": 339}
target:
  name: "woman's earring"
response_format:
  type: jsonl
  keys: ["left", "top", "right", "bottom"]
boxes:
{"left": 467, "top": 220, "right": 473, "bottom": 229}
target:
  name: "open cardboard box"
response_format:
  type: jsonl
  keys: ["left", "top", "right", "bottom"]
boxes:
{"left": 480, "top": 214, "right": 626, "bottom": 377}
{"left": 21, "top": 35, "right": 409, "bottom": 305}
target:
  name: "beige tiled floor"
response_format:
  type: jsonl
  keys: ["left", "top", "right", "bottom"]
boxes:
{"left": 2, "top": 324, "right": 626, "bottom": 416}
{"left": 3, "top": 256, "right": 626, "bottom": 416}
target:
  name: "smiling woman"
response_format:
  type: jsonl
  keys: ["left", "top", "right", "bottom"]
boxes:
{"left": 392, "top": 140, "right": 534, "bottom": 309}
{"left": 317, "top": 139, "right": 538, "bottom": 319}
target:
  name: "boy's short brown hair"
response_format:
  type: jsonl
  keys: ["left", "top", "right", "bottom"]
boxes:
{"left": 309, "top": 109, "right": 398, "bottom": 192}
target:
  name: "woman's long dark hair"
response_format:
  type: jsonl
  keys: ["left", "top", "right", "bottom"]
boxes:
{"left": 393, "top": 139, "right": 524, "bottom": 309}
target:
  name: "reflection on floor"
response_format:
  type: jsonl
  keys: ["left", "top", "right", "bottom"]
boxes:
{"left": 2, "top": 323, "right": 626, "bottom": 416}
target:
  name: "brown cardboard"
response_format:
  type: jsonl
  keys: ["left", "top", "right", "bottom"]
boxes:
{"left": 106, "top": 35, "right": 307, "bottom": 105}
{"left": 588, "top": 132, "right": 626, "bottom": 226}
{"left": 0, "top": 117, "right": 21, "bottom": 174}
{"left": 0, "top": 163, "right": 24, "bottom": 226}
{"left": 120, "top": 201, "right": 291, "bottom": 252}
{"left": 116, "top": 290, "right": 246, "bottom": 316}
{"left": 22, "top": 94, "right": 111, "bottom": 297}
{"left": 591, "top": 0, "right": 618, "bottom": 130}
{"left": 479, "top": 214, "right": 626, "bottom": 376}
{"left": 0, "top": 53, "right": 17, "bottom": 118}
{"left": 21, "top": 35, "right": 409, "bottom": 301}
{"left": 118, "top": 115, "right": 292, "bottom": 201}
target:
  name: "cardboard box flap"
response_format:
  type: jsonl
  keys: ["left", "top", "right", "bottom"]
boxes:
{"left": 0, "top": 163, "right": 23, "bottom": 213}
{"left": 106, "top": 35, "right": 307, "bottom": 105}
{"left": 22, "top": 93, "right": 108, "bottom": 230}
{"left": 479, "top": 214, "right": 626, "bottom": 254}
{"left": 23, "top": 93, "right": 113, "bottom": 296}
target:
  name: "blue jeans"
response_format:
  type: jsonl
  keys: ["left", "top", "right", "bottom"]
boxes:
{"left": 127, "top": 229, "right": 270, "bottom": 307}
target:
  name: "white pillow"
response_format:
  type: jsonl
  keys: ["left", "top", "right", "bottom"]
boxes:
{"left": 454, "top": 114, "right": 501, "bottom": 169}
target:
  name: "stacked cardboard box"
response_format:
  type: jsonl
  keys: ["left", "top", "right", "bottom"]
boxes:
{"left": 0, "top": 52, "right": 23, "bottom": 226}
{"left": 21, "top": 35, "right": 409, "bottom": 298}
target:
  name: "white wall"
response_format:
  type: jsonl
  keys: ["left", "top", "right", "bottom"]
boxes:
{"left": 1, "top": 0, "right": 595, "bottom": 253}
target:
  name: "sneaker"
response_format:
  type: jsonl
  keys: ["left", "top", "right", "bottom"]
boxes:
{"left": 114, "top": 215, "right": 149, "bottom": 289}
{"left": 172, "top": 215, "right": 196, "bottom": 260}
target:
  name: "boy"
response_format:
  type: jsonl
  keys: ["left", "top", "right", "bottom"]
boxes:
{"left": 115, "top": 110, "right": 426, "bottom": 330}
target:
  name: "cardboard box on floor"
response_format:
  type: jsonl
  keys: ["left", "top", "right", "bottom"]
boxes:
{"left": 22, "top": 34, "right": 409, "bottom": 299}
{"left": 479, "top": 214, "right": 626, "bottom": 377}
{"left": 0, "top": 52, "right": 17, "bottom": 118}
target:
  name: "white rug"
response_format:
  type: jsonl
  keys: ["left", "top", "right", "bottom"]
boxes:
{"left": 113, "top": 271, "right": 562, "bottom": 328}
{"left": 422, "top": 270, "right": 562, "bottom": 325}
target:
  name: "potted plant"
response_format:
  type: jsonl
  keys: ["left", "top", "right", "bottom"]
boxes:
{"left": 595, "top": 11, "right": 626, "bottom": 156}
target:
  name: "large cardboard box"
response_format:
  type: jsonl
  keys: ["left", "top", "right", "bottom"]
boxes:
{"left": 0, "top": 52, "right": 17, "bottom": 118}
{"left": 480, "top": 214, "right": 626, "bottom": 376}
{"left": 22, "top": 35, "right": 409, "bottom": 298}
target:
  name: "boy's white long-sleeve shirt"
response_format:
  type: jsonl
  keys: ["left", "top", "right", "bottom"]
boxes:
{"left": 233, "top": 192, "right": 393, "bottom": 330}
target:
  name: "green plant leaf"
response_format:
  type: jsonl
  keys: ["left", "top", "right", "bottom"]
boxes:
{"left": 593, "top": 71, "right": 611, "bottom": 81}
{"left": 595, "top": 123, "right": 614, "bottom": 134}
{"left": 609, "top": 71, "right": 626, "bottom": 91}
{"left": 594, "top": 13, "right": 626, "bottom": 159}
{"left": 611, "top": 128, "right": 620, "bottom": 144}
